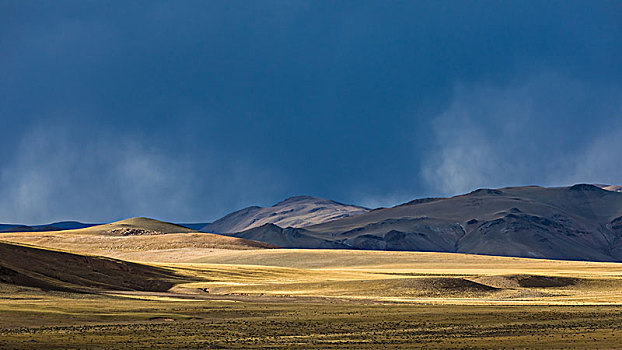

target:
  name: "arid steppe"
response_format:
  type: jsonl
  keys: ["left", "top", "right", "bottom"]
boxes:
{"left": 2, "top": 220, "right": 622, "bottom": 348}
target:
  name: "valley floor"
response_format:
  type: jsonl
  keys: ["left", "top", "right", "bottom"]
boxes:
{"left": 1, "top": 293, "right": 622, "bottom": 349}
{"left": 2, "top": 242, "right": 622, "bottom": 348}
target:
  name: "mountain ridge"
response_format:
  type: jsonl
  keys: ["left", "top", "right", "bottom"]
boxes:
{"left": 201, "top": 195, "right": 369, "bottom": 233}
{"left": 227, "top": 184, "right": 622, "bottom": 262}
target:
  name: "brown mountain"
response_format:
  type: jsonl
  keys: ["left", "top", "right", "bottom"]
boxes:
{"left": 201, "top": 196, "right": 369, "bottom": 233}
{"left": 229, "top": 185, "right": 622, "bottom": 261}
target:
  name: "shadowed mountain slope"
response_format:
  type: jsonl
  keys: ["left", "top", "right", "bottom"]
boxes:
{"left": 228, "top": 185, "right": 622, "bottom": 261}
{"left": 0, "top": 241, "right": 187, "bottom": 292}
{"left": 202, "top": 196, "right": 369, "bottom": 233}
{"left": 176, "top": 222, "right": 210, "bottom": 231}
{"left": 235, "top": 223, "right": 348, "bottom": 249}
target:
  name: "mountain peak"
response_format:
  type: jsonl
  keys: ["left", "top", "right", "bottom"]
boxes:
{"left": 203, "top": 196, "right": 369, "bottom": 233}
{"left": 273, "top": 196, "right": 325, "bottom": 206}
{"left": 468, "top": 188, "right": 504, "bottom": 196}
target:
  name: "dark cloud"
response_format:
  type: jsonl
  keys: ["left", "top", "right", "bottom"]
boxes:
{"left": 421, "top": 73, "right": 622, "bottom": 196}
{"left": 1, "top": 1, "right": 620, "bottom": 223}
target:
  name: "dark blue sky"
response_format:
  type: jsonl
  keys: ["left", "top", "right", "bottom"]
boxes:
{"left": 1, "top": 1, "right": 621, "bottom": 223}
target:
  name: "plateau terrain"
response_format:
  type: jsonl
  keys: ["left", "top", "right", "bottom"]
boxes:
{"left": 1, "top": 242, "right": 622, "bottom": 348}
{"left": 1, "top": 184, "right": 622, "bottom": 348}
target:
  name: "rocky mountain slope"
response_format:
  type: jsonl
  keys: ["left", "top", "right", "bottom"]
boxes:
{"left": 201, "top": 196, "right": 369, "bottom": 233}
{"left": 228, "top": 185, "right": 622, "bottom": 261}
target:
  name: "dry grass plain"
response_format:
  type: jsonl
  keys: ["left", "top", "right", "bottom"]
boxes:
{"left": 180, "top": 249, "right": 622, "bottom": 305}
{"left": 2, "top": 292, "right": 622, "bottom": 349}
{"left": 2, "top": 228, "right": 622, "bottom": 348}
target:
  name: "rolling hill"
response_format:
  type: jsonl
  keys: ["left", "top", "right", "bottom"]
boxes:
{"left": 0, "top": 217, "right": 193, "bottom": 235}
{"left": 0, "top": 241, "right": 186, "bottom": 292}
{"left": 201, "top": 195, "right": 369, "bottom": 233}
{"left": 227, "top": 184, "right": 622, "bottom": 261}
{"left": 68, "top": 217, "right": 199, "bottom": 235}
{"left": 0, "top": 217, "right": 275, "bottom": 263}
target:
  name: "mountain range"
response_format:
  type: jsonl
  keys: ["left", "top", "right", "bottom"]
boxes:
{"left": 3, "top": 184, "right": 622, "bottom": 262}
{"left": 0, "top": 221, "right": 96, "bottom": 233}
{"left": 225, "top": 184, "right": 622, "bottom": 261}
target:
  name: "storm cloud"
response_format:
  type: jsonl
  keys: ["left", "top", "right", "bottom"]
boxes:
{"left": 1, "top": 1, "right": 620, "bottom": 223}
{"left": 421, "top": 73, "right": 622, "bottom": 196}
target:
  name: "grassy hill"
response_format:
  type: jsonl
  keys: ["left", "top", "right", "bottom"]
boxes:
{"left": 0, "top": 217, "right": 275, "bottom": 263}
{"left": 56, "top": 217, "right": 199, "bottom": 236}
{"left": 0, "top": 241, "right": 186, "bottom": 292}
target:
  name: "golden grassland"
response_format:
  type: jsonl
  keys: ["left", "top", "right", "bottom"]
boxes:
{"left": 176, "top": 249, "right": 622, "bottom": 305}
{"left": 0, "top": 232, "right": 269, "bottom": 262}
{"left": 0, "top": 221, "right": 272, "bottom": 263}
{"left": 2, "top": 230, "right": 622, "bottom": 348}
{"left": 2, "top": 288, "right": 622, "bottom": 349}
